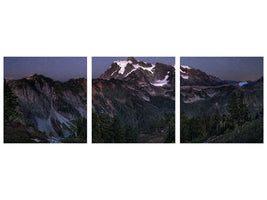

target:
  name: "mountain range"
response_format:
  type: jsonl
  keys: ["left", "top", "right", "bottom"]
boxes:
{"left": 180, "top": 64, "right": 263, "bottom": 143}
{"left": 180, "top": 65, "right": 263, "bottom": 117}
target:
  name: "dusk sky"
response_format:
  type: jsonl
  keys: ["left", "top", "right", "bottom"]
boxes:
{"left": 180, "top": 57, "right": 263, "bottom": 81}
{"left": 92, "top": 57, "right": 175, "bottom": 78}
{"left": 4, "top": 57, "right": 87, "bottom": 81}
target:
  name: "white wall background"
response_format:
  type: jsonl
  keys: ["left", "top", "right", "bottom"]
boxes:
{"left": 0, "top": 0, "right": 266, "bottom": 200}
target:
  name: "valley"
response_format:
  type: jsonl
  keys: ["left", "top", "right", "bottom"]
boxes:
{"left": 180, "top": 64, "right": 263, "bottom": 143}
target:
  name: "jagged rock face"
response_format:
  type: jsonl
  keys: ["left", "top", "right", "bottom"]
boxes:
{"left": 92, "top": 58, "right": 175, "bottom": 128}
{"left": 180, "top": 65, "right": 227, "bottom": 86}
{"left": 100, "top": 58, "right": 175, "bottom": 87}
{"left": 101, "top": 58, "right": 175, "bottom": 97}
{"left": 8, "top": 74, "right": 87, "bottom": 137}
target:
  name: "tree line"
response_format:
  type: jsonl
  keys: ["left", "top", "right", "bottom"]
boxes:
{"left": 92, "top": 111, "right": 175, "bottom": 143}
{"left": 92, "top": 113, "right": 138, "bottom": 143}
{"left": 4, "top": 80, "right": 18, "bottom": 123}
{"left": 181, "top": 92, "right": 262, "bottom": 143}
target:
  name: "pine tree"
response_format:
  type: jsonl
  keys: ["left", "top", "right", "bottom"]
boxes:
{"left": 180, "top": 111, "right": 191, "bottom": 142}
{"left": 124, "top": 124, "right": 137, "bottom": 143}
{"left": 99, "top": 113, "right": 113, "bottom": 142}
{"left": 77, "top": 117, "right": 87, "bottom": 139}
{"left": 238, "top": 92, "right": 249, "bottom": 125}
{"left": 227, "top": 92, "right": 240, "bottom": 129}
{"left": 112, "top": 116, "right": 125, "bottom": 143}
{"left": 165, "top": 116, "right": 175, "bottom": 143}
{"left": 228, "top": 92, "right": 239, "bottom": 121}
{"left": 212, "top": 110, "right": 222, "bottom": 135}
{"left": 4, "top": 80, "right": 18, "bottom": 123}
{"left": 92, "top": 112, "right": 102, "bottom": 142}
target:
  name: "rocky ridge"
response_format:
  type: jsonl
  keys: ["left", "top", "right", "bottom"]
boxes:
{"left": 7, "top": 74, "right": 87, "bottom": 139}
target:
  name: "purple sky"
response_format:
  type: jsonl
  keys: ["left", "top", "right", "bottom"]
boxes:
{"left": 4, "top": 57, "right": 87, "bottom": 81}
{"left": 92, "top": 57, "right": 175, "bottom": 78}
{"left": 180, "top": 57, "right": 263, "bottom": 81}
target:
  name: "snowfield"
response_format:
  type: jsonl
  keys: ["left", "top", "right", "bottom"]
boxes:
{"left": 181, "top": 75, "right": 189, "bottom": 79}
{"left": 151, "top": 75, "right": 169, "bottom": 86}
{"left": 239, "top": 81, "right": 248, "bottom": 86}
{"left": 114, "top": 60, "right": 132, "bottom": 74}
{"left": 113, "top": 60, "right": 156, "bottom": 76}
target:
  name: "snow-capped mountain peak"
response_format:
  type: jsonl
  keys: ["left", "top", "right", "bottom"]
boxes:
{"left": 113, "top": 59, "right": 156, "bottom": 76}
{"left": 99, "top": 58, "right": 175, "bottom": 92}
{"left": 180, "top": 65, "right": 227, "bottom": 86}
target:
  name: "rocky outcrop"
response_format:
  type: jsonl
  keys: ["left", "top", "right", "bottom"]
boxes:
{"left": 7, "top": 74, "right": 87, "bottom": 138}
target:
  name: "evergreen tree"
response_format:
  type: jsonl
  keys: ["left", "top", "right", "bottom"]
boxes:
{"left": 212, "top": 110, "right": 222, "bottom": 136}
{"left": 165, "top": 116, "right": 175, "bottom": 143}
{"left": 112, "top": 116, "right": 125, "bottom": 143}
{"left": 125, "top": 124, "right": 137, "bottom": 143}
{"left": 99, "top": 113, "right": 113, "bottom": 142}
{"left": 77, "top": 117, "right": 87, "bottom": 139}
{"left": 228, "top": 92, "right": 239, "bottom": 122}
{"left": 4, "top": 80, "right": 18, "bottom": 123}
{"left": 180, "top": 111, "right": 191, "bottom": 142}
{"left": 238, "top": 92, "right": 249, "bottom": 125}
{"left": 92, "top": 112, "right": 103, "bottom": 143}
{"left": 189, "top": 117, "right": 202, "bottom": 141}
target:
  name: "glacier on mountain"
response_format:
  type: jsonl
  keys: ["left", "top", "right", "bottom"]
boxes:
{"left": 181, "top": 75, "right": 189, "bottom": 79}
{"left": 151, "top": 75, "right": 169, "bottom": 86}
{"left": 239, "top": 81, "right": 248, "bottom": 86}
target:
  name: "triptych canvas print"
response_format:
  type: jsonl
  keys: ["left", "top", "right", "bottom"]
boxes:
{"left": 3, "top": 57, "right": 263, "bottom": 143}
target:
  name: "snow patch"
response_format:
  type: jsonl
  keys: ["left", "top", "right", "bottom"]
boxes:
{"left": 110, "top": 71, "right": 116, "bottom": 76}
{"left": 125, "top": 68, "right": 137, "bottom": 77}
{"left": 124, "top": 63, "right": 156, "bottom": 77}
{"left": 181, "top": 75, "right": 189, "bottom": 79}
{"left": 181, "top": 65, "right": 191, "bottom": 69}
{"left": 142, "top": 96, "right": 150, "bottom": 101}
{"left": 151, "top": 75, "right": 169, "bottom": 86}
{"left": 114, "top": 60, "right": 132, "bottom": 74}
{"left": 133, "top": 64, "right": 155, "bottom": 73}
{"left": 113, "top": 60, "right": 157, "bottom": 77}
{"left": 32, "top": 138, "right": 41, "bottom": 143}
{"left": 239, "top": 81, "right": 248, "bottom": 86}
{"left": 180, "top": 69, "right": 186, "bottom": 74}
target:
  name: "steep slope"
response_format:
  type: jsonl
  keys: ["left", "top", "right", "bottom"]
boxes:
{"left": 100, "top": 57, "right": 175, "bottom": 89}
{"left": 7, "top": 74, "right": 87, "bottom": 140}
{"left": 92, "top": 58, "right": 175, "bottom": 141}
{"left": 180, "top": 65, "right": 227, "bottom": 86}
